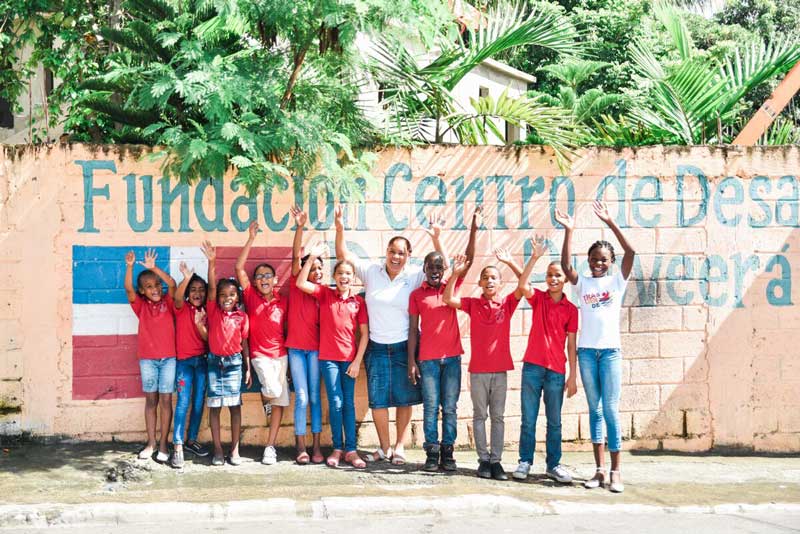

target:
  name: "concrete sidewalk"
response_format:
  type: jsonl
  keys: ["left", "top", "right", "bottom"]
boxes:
{"left": 1, "top": 441, "right": 799, "bottom": 528}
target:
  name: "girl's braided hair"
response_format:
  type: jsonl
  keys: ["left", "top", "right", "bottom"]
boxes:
{"left": 588, "top": 240, "right": 616, "bottom": 263}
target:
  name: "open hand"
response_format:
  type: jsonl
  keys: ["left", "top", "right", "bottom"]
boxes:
{"left": 201, "top": 240, "right": 216, "bottom": 261}
{"left": 494, "top": 247, "right": 512, "bottom": 264}
{"left": 531, "top": 234, "right": 547, "bottom": 258}
{"left": 139, "top": 248, "right": 157, "bottom": 269}
{"left": 290, "top": 205, "right": 308, "bottom": 228}
{"left": 593, "top": 200, "right": 612, "bottom": 224}
{"left": 451, "top": 253, "right": 470, "bottom": 276}
{"left": 248, "top": 220, "right": 259, "bottom": 240}
{"left": 425, "top": 211, "right": 445, "bottom": 239}
{"left": 194, "top": 308, "right": 207, "bottom": 326}
{"left": 471, "top": 205, "right": 483, "bottom": 229}
{"left": 125, "top": 250, "right": 135, "bottom": 266}
{"left": 554, "top": 208, "right": 574, "bottom": 231}
{"left": 334, "top": 204, "right": 345, "bottom": 230}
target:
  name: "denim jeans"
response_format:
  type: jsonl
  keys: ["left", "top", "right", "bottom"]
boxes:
{"left": 139, "top": 357, "right": 176, "bottom": 394}
{"left": 365, "top": 340, "right": 422, "bottom": 408}
{"left": 320, "top": 360, "right": 357, "bottom": 452}
{"left": 578, "top": 348, "right": 623, "bottom": 452}
{"left": 419, "top": 356, "right": 461, "bottom": 447}
{"left": 518, "top": 362, "right": 565, "bottom": 469}
{"left": 288, "top": 348, "right": 322, "bottom": 436}
{"left": 173, "top": 355, "right": 207, "bottom": 445}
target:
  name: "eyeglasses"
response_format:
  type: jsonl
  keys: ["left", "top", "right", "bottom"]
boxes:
{"left": 254, "top": 273, "right": 274, "bottom": 280}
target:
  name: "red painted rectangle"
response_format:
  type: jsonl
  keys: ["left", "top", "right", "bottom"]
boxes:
{"left": 72, "top": 334, "right": 140, "bottom": 400}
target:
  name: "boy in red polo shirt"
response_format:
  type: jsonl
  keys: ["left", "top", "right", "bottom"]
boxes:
{"left": 443, "top": 245, "right": 535, "bottom": 481}
{"left": 512, "top": 239, "right": 578, "bottom": 484}
{"left": 236, "top": 222, "right": 289, "bottom": 466}
{"left": 408, "top": 206, "right": 480, "bottom": 472}
{"left": 123, "top": 248, "right": 177, "bottom": 463}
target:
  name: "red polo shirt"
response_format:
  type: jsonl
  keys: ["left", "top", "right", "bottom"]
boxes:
{"left": 286, "top": 274, "right": 321, "bottom": 351}
{"left": 460, "top": 292, "right": 520, "bottom": 373}
{"left": 175, "top": 303, "right": 207, "bottom": 359}
{"left": 523, "top": 289, "right": 578, "bottom": 374}
{"left": 408, "top": 278, "right": 464, "bottom": 360}
{"left": 311, "top": 285, "right": 368, "bottom": 362}
{"left": 131, "top": 294, "right": 176, "bottom": 359}
{"left": 243, "top": 285, "right": 287, "bottom": 359}
{"left": 207, "top": 300, "right": 249, "bottom": 356}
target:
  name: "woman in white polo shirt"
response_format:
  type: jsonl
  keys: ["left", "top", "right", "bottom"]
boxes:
{"left": 335, "top": 205, "right": 445, "bottom": 464}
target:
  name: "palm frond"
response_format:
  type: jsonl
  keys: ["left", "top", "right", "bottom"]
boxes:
{"left": 539, "top": 59, "right": 610, "bottom": 90}
{"left": 574, "top": 90, "right": 623, "bottom": 123}
{"left": 653, "top": 1, "right": 695, "bottom": 60}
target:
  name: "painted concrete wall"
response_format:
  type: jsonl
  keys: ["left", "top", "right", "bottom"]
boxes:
{"left": 1, "top": 144, "right": 798, "bottom": 452}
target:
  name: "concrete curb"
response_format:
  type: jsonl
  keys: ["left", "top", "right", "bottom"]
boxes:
{"left": 2, "top": 498, "right": 800, "bottom": 528}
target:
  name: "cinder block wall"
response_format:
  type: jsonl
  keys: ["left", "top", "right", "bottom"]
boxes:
{"left": 1, "top": 144, "right": 798, "bottom": 452}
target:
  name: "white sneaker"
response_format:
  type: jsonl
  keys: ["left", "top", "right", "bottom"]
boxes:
{"left": 262, "top": 445, "right": 277, "bottom": 465}
{"left": 512, "top": 461, "right": 531, "bottom": 480}
{"left": 546, "top": 464, "right": 573, "bottom": 484}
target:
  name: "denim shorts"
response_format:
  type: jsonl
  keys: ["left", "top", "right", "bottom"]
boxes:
{"left": 139, "top": 357, "right": 176, "bottom": 394}
{"left": 364, "top": 340, "right": 422, "bottom": 409}
{"left": 206, "top": 352, "right": 243, "bottom": 407}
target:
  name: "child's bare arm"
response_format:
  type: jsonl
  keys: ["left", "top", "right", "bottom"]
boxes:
{"left": 407, "top": 314, "right": 421, "bottom": 385}
{"left": 517, "top": 234, "right": 546, "bottom": 299}
{"left": 202, "top": 241, "right": 217, "bottom": 302}
{"left": 554, "top": 208, "right": 579, "bottom": 285}
{"left": 347, "top": 323, "right": 370, "bottom": 379}
{"left": 462, "top": 206, "right": 482, "bottom": 278}
{"left": 334, "top": 204, "right": 356, "bottom": 263}
{"left": 443, "top": 254, "right": 469, "bottom": 309}
{"left": 242, "top": 339, "right": 252, "bottom": 387}
{"left": 297, "top": 241, "right": 327, "bottom": 295}
{"left": 140, "top": 248, "right": 177, "bottom": 299}
{"left": 565, "top": 332, "right": 577, "bottom": 398}
{"left": 424, "top": 211, "right": 448, "bottom": 265}
{"left": 174, "top": 262, "right": 194, "bottom": 310}
{"left": 124, "top": 251, "right": 137, "bottom": 303}
{"left": 235, "top": 222, "right": 258, "bottom": 291}
{"left": 494, "top": 247, "right": 523, "bottom": 278}
{"left": 594, "top": 200, "right": 636, "bottom": 279}
{"left": 290, "top": 206, "right": 308, "bottom": 277}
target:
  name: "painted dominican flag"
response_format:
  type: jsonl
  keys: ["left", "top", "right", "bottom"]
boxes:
{"left": 72, "top": 244, "right": 291, "bottom": 401}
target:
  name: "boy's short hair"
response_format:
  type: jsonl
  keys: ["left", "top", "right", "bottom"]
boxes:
{"left": 424, "top": 251, "right": 445, "bottom": 266}
{"left": 252, "top": 263, "right": 276, "bottom": 278}
{"left": 547, "top": 260, "right": 562, "bottom": 269}
{"left": 136, "top": 269, "right": 159, "bottom": 289}
{"left": 479, "top": 265, "right": 500, "bottom": 278}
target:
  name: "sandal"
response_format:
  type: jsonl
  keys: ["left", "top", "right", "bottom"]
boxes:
{"left": 326, "top": 449, "right": 343, "bottom": 468}
{"left": 311, "top": 451, "right": 325, "bottom": 464}
{"left": 608, "top": 470, "right": 625, "bottom": 493}
{"left": 584, "top": 467, "right": 606, "bottom": 489}
{"left": 137, "top": 447, "right": 154, "bottom": 460}
{"left": 364, "top": 447, "right": 392, "bottom": 462}
{"left": 296, "top": 451, "right": 310, "bottom": 465}
{"left": 345, "top": 451, "right": 366, "bottom": 469}
{"left": 390, "top": 450, "right": 406, "bottom": 466}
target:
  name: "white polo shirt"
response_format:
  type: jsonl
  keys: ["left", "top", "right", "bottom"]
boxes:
{"left": 356, "top": 260, "right": 425, "bottom": 344}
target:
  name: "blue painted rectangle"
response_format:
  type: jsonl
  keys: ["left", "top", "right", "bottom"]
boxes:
{"left": 73, "top": 245, "right": 171, "bottom": 304}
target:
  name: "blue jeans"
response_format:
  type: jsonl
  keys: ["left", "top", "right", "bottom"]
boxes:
{"left": 288, "top": 348, "right": 322, "bottom": 436}
{"left": 173, "top": 355, "right": 207, "bottom": 445}
{"left": 139, "top": 357, "right": 176, "bottom": 393}
{"left": 321, "top": 360, "right": 357, "bottom": 452}
{"left": 518, "top": 362, "right": 565, "bottom": 469}
{"left": 419, "top": 356, "right": 461, "bottom": 447}
{"left": 578, "top": 348, "right": 623, "bottom": 452}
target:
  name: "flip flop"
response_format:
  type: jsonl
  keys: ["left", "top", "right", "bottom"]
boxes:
{"left": 345, "top": 451, "right": 366, "bottom": 469}
{"left": 390, "top": 450, "right": 406, "bottom": 466}
{"left": 296, "top": 451, "right": 311, "bottom": 465}
{"left": 326, "top": 449, "right": 343, "bottom": 468}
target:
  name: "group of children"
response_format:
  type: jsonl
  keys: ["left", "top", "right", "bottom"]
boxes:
{"left": 124, "top": 201, "right": 633, "bottom": 492}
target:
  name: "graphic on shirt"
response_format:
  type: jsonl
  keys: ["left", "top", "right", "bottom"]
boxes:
{"left": 583, "top": 290, "right": 613, "bottom": 309}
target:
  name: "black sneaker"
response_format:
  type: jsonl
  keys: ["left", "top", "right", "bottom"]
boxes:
{"left": 490, "top": 462, "right": 508, "bottom": 481}
{"left": 185, "top": 441, "right": 209, "bottom": 457}
{"left": 423, "top": 444, "right": 440, "bottom": 472}
{"left": 477, "top": 460, "right": 492, "bottom": 479}
{"left": 439, "top": 444, "right": 457, "bottom": 472}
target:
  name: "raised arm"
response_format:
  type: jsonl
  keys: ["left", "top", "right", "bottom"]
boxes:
{"left": 235, "top": 221, "right": 258, "bottom": 291}
{"left": 554, "top": 208, "right": 579, "bottom": 285}
{"left": 443, "top": 254, "right": 470, "bottom": 309}
{"left": 424, "top": 211, "right": 448, "bottom": 265}
{"left": 594, "top": 200, "right": 636, "bottom": 279}
{"left": 140, "top": 248, "right": 176, "bottom": 299}
{"left": 461, "top": 206, "right": 482, "bottom": 278}
{"left": 124, "top": 250, "right": 137, "bottom": 303}
{"left": 517, "top": 234, "right": 546, "bottom": 299}
{"left": 494, "top": 247, "right": 522, "bottom": 279}
{"left": 334, "top": 204, "right": 356, "bottom": 263}
{"left": 297, "top": 241, "right": 328, "bottom": 295}
{"left": 202, "top": 240, "right": 217, "bottom": 303}
{"left": 174, "top": 261, "right": 194, "bottom": 310}
{"left": 290, "top": 206, "right": 308, "bottom": 276}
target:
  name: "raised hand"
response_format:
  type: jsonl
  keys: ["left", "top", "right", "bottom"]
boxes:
{"left": 451, "top": 253, "right": 470, "bottom": 276}
{"left": 290, "top": 205, "right": 308, "bottom": 228}
{"left": 425, "top": 211, "right": 446, "bottom": 239}
{"left": 308, "top": 240, "right": 328, "bottom": 258}
{"left": 139, "top": 248, "right": 157, "bottom": 269}
{"left": 593, "top": 200, "right": 612, "bottom": 224}
{"left": 494, "top": 247, "right": 512, "bottom": 264}
{"left": 554, "top": 208, "right": 574, "bottom": 231}
{"left": 248, "top": 220, "right": 259, "bottom": 240}
{"left": 471, "top": 205, "right": 483, "bottom": 229}
{"left": 531, "top": 234, "right": 547, "bottom": 258}
{"left": 179, "top": 261, "right": 194, "bottom": 278}
{"left": 125, "top": 250, "right": 135, "bottom": 266}
{"left": 201, "top": 240, "right": 216, "bottom": 261}
{"left": 334, "top": 204, "right": 345, "bottom": 230}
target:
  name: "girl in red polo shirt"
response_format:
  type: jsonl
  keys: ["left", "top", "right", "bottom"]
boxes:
{"left": 443, "top": 248, "right": 534, "bottom": 481}
{"left": 236, "top": 221, "right": 289, "bottom": 466}
{"left": 296, "top": 241, "right": 368, "bottom": 469}
{"left": 124, "top": 249, "right": 177, "bottom": 463}
{"left": 202, "top": 241, "right": 251, "bottom": 467}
